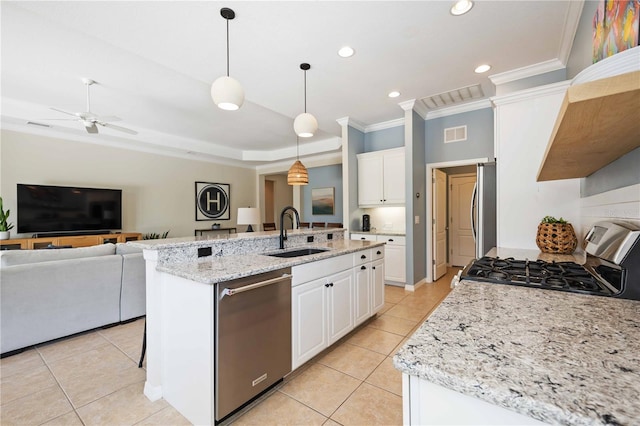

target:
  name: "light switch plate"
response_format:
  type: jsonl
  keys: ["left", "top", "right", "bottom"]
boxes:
{"left": 414, "top": 215, "right": 420, "bottom": 225}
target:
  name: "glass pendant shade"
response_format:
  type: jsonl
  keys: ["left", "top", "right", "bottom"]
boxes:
{"left": 288, "top": 160, "right": 309, "bottom": 185}
{"left": 294, "top": 112, "right": 318, "bottom": 138}
{"left": 211, "top": 76, "right": 244, "bottom": 111}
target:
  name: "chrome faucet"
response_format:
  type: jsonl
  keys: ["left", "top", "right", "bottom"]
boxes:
{"left": 279, "top": 206, "right": 300, "bottom": 249}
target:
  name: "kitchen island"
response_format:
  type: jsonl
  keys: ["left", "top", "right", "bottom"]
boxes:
{"left": 394, "top": 280, "right": 640, "bottom": 425}
{"left": 132, "top": 229, "right": 386, "bottom": 425}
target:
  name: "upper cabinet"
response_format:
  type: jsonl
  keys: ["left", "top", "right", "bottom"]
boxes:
{"left": 357, "top": 147, "right": 405, "bottom": 207}
{"left": 536, "top": 46, "right": 640, "bottom": 182}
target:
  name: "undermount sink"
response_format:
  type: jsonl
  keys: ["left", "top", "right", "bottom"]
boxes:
{"left": 267, "top": 248, "right": 329, "bottom": 258}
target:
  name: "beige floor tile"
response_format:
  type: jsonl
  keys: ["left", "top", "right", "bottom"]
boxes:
{"left": 76, "top": 381, "right": 168, "bottom": 425}
{"left": 331, "top": 383, "right": 402, "bottom": 426}
{"left": 232, "top": 391, "right": 326, "bottom": 426}
{"left": 317, "top": 343, "right": 385, "bottom": 380}
{"left": 99, "top": 319, "right": 145, "bottom": 360}
{"left": 368, "top": 313, "right": 417, "bottom": 336}
{"left": 365, "top": 356, "right": 403, "bottom": 396}
{"left": 41, "top": 410, "right": 84, "bottom": 426}
{"left": 48, "top": 345, "right": 145, "bottom": 408}
{"left": 346, "top": 326, "right": 403, "bottom": 355}
{"left": 0, "top": 384, "right": 73, "bottom": 425}
{"left": 0, "top": 349, "right": 44, "bottom": 378}
{"left": 384, "top": 286, "right": 409, "bottom": 304}
{"left": 376, "top": 301, "right": 394, "bottom": 315}
{"left": 0, "top": 364, "right": 58, "bottom": 405}
{"left": 322, "top": 419, "right": 341, "bottom": 426}
{"left": 280, "top": 363, "right": 360, "bottom": 417}
{"left": 384, "top": 304, "right": 429, "bottom": 323}
{"left": 37, "top": 331, "right": 111, "bottom": 364}
{"left": 135, "top": 405, "right": 191, "bottom": 425}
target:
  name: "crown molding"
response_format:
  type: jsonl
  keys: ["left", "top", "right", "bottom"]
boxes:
{"left": 336, "top": 116, "right": 366, "bottom": 132}
{"left": 398, "top": 99, "right": 429, "bottom": 120}
{"left": 242, "top": 137, "right": 342, "bottom": 162}
{"left": 364, "top": 118, "right": 404, "bottom": 133}
{"left": 573, "top": 46, "right": 640, "bottom": 84}
{"left": 398, "top": 99, "right": 416, "bottom": 111}
{"left": 558, "top": 0, "right": 585, "bottom": 65}
{"left": 490, "top": 80, "right": 570, "bottom": 106}
{"left": 255, "top": 151, "right": 342, "bottom": 174}
{"left": 425, "top": 99, "right": 493, "bottom": 120}
{"left": 489, "top": 59, "right": 566, "bottom": 86}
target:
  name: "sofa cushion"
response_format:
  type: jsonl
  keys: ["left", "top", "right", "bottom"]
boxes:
{"left": 115, "top": 242, "right": 143, "bottom": 255}
{"left": 0, "top": 243, "right": 117, "bottom": 267}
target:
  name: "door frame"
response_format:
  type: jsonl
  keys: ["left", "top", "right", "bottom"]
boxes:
{"left": 448, "top": 173, "right": 477, "bottom": 268}
{"left": 425, "top": 157, "right": 489, "bottom": 283}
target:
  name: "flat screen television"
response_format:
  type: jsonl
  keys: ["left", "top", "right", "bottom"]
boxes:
{"left": 17, "top": 184, "right": 122, "bottom": 235}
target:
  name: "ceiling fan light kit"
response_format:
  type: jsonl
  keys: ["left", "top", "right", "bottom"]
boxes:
{"left": 294, "top": 63, "right": 318, "bottom": 138}
{"left": 211, "top": 7, "right": 244, "bottom": 111}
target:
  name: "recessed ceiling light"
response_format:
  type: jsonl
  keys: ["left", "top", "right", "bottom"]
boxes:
{"left": 474, "top": 64, "right": 491, "bottom": 73}
{"left": 388, "top": 91, "right": 401, "bottom": 98}
{"left": 450, "top": 0, "right": 473, "bottom": 16}
{"left": 338, "top": 46, "right": 355, "bottom": 58}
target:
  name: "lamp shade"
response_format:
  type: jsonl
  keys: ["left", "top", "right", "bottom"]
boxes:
{"left": 211, "top": 76, "right": 245, "bottom": 111}
{"left": 237, "top": 207, "right": 260, "bottom": 232}
{"left": 294, "top": 112, "right": 318, "bottom": 138}
{"left": 288, "top": 160, "right": 309, "bottom": 185}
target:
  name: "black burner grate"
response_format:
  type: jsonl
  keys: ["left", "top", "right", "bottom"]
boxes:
{"left": 462, "top": 257, "right": 612, "bottom": 296}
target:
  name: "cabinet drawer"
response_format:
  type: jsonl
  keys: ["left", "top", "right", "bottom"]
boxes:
{"left": 372, "top": 246, "right": 384, "bottom": 260}
{"left": 292, "top": 253, "right": 352, "bottom": 287}
{"left": 376, "top": 235, "right": 405, "bottom": 246}
{"left": 352, "top": 249, "right": 372, "bottom": 266}
{"left": 351, "top": 233, "right": 376, "bottom": 242}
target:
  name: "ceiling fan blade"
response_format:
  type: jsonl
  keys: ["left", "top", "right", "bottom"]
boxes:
{"left": 85, "top": 123, "right": 99, "bottom": 134}
{"left": 95, "top": 115, "right": 122, "bottom": 123}
{"left": 50, "top": 107, "right": 78, "bottom": 117}
{"left": 36, "top": 118, "right": 79, "bottom": 121}
{"left": 101, "top": 122, "right": 138, "bottom": 135}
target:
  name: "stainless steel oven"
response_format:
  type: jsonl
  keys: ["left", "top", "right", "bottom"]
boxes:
{"left": 215, "top": 268, "right": 292, "bottom": 422}
{"left": 453, "top": 221, "right": 640, "bottom": 300}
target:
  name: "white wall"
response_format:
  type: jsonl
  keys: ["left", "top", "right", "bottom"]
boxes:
{"left": 0, "top": 130, "right": 256, "bottom": 238}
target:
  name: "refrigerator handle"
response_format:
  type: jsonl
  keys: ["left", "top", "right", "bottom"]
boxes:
{"left": 470, "top": 182, "right": 478, "bottom": 242}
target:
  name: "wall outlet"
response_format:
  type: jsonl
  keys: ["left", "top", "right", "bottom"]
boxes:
{"left": 414, "top": 216, "right": 420, "bottom": 225}
{"left": 198, "top": 247, "right": 212, "bottom": 257}
{"left": 307, "top": 236, "right": 314, "bottom": 243}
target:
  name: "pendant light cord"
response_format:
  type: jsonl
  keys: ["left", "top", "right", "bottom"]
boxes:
{"left": 226, "top": 18, "right": 230, "bottom": 77}
{"left": 303, "top": 69, "right": 307, "bottom": 113}
{"left": 296, "top": 137, "right": 300, "bottom": 160}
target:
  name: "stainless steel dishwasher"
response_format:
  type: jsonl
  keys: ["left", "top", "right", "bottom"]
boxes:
{"left": 215, "top": 268, "right": 292, "bottom": 421}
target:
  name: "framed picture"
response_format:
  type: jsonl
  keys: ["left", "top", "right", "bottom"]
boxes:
{"left": 593, "top": 0, "right": 639, "bottom": 63}
{"left": 311, "top": 187, "right": 335, "bottom": 215}
{"left": 195, "top": 182, "right": 230, "bottom": 221}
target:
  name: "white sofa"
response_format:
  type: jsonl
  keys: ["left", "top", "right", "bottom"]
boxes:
{"left": 0, "top": 242, "right": 145, "bottom": 354}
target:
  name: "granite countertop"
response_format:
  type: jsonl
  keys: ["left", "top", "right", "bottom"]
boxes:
{"left": 156, "top": 239, "right": 384, "bottom": 284}
{"left": 394, "top": 280, "right": 640, "bottom": 426}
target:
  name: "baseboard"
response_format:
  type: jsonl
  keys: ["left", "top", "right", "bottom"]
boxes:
{"left": 405, "top": 277, "right": 427, "bottom": 292}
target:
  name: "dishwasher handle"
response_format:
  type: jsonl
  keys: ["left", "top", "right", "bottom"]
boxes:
{"left": 220, "top": 273, "right": 292, "bottom": 299}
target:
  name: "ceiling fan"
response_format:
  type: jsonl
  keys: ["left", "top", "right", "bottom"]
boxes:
{"left": 44, "top": 78, "right": 137, "bottom": 135}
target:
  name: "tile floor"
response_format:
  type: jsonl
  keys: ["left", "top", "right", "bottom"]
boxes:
{"left": 0, "top": 268, "right": 456, "bottom": 426}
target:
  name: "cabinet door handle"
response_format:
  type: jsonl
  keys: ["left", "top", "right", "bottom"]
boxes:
{"left": 376, "top": 250, "right": 381, "bottom": 255}
{"left": 372, "top": 266, "right": 376, "bottom": 270}
{"left": 361, "top": 237, "right": 365, "bottom": 240}
{"left": 361, "top": 254, "right": 366, "bottom": 259}
{"left": 388, "top": 239, "right": 394, "bottom": 242}
{"left": 325, "top": 283, "right": 330, "bottom": 288}
{"left": 361, "top": 265, "right": 366, "bottom": 270}
{"left": 330, "top": 283, "right": 334, "bottom": 287}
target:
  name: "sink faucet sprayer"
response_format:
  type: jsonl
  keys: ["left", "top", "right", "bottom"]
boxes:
{"left": 279, "top": 206, "right": 300, "bottom": 249}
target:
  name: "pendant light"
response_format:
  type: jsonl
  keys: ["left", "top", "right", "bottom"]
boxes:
{"left": 288, "top": 136, "right": 309, "bottom": 185}
{"left": 211, "top": 7, "right": 244, "bottom": 111}
{"left": 293, "top": 63, "right": 318, "bottom": 138}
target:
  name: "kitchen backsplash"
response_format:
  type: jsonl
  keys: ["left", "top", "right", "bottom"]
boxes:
{"left": 579, "top": 183, "right": 640, "bottom": 237}
{"left": 362, "top": 206, "right": 406, "bottom": 233}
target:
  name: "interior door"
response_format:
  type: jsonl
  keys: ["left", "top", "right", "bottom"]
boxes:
{"left": 433, "top": 169, "right": 447, "bottom": 280}
{"left": 449, "top": 174, "right": 477, "bottom": 267}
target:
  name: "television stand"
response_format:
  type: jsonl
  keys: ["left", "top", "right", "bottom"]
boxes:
{"left": 0, "top": 232, "right": 142, "bottom": 250}
{"left": 31, "top": 230, "right": 113, "bottom": 238}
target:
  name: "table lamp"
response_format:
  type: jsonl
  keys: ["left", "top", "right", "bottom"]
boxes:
{"left": 237, "top": 207, "right": 260, "bottom": 232}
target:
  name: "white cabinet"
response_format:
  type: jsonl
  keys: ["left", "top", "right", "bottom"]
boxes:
{"left": 377, "top": 235, "right": 406, "bottom": 284}
{"left": 371, "top": 258, "right": 385, "bottom": 313}
{"left": 354, "top": 264, "right": 371, "bottom": 326}
{"left": 327, "top": 270, "right": 355, "bottom": 345}
{"left": 357, "top": 147, "right": 405, "bottom": 207}
{"left": 350, "top": 233, "right": 377, "bottom": 242}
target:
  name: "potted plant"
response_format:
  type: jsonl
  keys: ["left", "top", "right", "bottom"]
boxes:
{"left": 536, "top": 216, "right": 577, "bottom": 254}
{"left": 0, "top": 196, "right": 15, "bottom": 240}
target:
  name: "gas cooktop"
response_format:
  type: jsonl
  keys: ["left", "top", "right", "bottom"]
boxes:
{"left": 461, "top": 256, "right": 613, "bottom": 297}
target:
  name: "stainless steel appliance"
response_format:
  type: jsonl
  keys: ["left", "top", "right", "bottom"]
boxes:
{"left": 362, "top": 214, "right": 370, "bottom": 232}
{"left": 456, "top": 221, "right": 640, "bottom": 300}
{"left": 471, "top": 162, "right": 497, "bottom": 258}
{"left": 215, "top": 268, "right": 292, "bottom": 421}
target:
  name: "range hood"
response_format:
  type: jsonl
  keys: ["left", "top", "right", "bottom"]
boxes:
{"left": 537, "top": 70, "right": 640, "bottom": 182}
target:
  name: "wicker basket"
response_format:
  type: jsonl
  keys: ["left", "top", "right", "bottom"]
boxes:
{"left": 536, "top": 222, "right": 577, "bottom": 254}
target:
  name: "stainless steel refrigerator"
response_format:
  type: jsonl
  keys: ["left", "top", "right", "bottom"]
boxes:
{"left": 471, "top": 162, "right": 497, "bottom": 258}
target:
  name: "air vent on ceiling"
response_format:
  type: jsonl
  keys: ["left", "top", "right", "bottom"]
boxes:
{"left": 444, "top": 125, "right": 467, "bottom": 143}
{"left": 420, "top": 84, "right": 484, "bottom": 109}
{"left": 27, "top": 121, "right": 51, "bottom": 128}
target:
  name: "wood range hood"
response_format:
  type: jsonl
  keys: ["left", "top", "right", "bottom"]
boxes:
{"left": 537, "top": 70, "right": 640, "bottom": 182}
